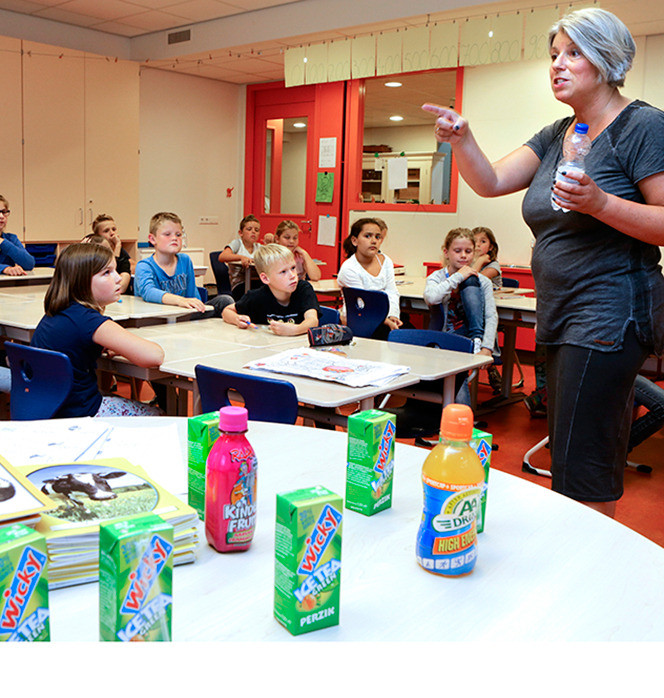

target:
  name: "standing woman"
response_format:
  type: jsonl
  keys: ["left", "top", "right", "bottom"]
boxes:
{"left": 0, "top": 195, "right": 35, "bottom": 276}
{"left": 424, "top": 8, "right": 664, "bottom": 517}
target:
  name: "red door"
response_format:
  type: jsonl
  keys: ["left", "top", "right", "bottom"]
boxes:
{"left": 245, "top": 82, "right": 345, "bottom": 276}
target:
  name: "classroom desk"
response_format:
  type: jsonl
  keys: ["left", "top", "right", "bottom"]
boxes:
{"left": 0, "top": 288, "right": 212, "bottom": 342}
{"left": 98, "top": 318, "right": 491, "bottom": 418}
{"left": 0, "top": 266, "right": 54, "bottom": 286}
{"left": 36, "top": 416, "right": 664, "bottom": 641}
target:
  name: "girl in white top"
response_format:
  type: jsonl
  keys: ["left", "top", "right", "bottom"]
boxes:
{"left": 337, "top": 217, "right": 402, "bottom": 338}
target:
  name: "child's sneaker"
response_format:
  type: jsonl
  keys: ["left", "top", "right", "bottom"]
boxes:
{"left": 472, "top": 337, "right": 482, "bottom": 354}
{"left": 524, "top": 389, "right": 547, "bottom": 418}
{"left": 487, "top": 365, "right": 502, "bottom": 394}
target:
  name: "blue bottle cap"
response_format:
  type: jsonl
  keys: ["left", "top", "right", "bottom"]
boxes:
{"left": 574, "top": 123, "right": 589, "bottom": 134}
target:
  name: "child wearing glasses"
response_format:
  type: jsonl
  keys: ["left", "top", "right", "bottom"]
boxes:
{"left": 0, "top": 195, "right": 35, "bottom": 276}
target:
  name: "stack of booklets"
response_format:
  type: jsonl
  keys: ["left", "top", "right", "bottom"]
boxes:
{"left": 1, "top": 454, "right": 198, "bottom": 589}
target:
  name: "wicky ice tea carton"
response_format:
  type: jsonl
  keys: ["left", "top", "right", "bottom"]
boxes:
{"left": 274, "top": 486, "right": 342, "bottom": 636}
{"left": 0, "top": 524, "right": 50, "bottom": 642}
{"left": 187, "top": 411, "right": 220, "bottom": 520}
{"left": 470, "top": 427, "right": 492, "bottom": 533}
{"left": 99, "top": 513, "right": 174, "bottom": 642}
{"left": 345, "top": 409, "right": 395, "bottom": 516}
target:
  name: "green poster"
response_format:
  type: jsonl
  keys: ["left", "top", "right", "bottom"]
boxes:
{"left": 316, "top": 172, "right": 334, "bottom": 203}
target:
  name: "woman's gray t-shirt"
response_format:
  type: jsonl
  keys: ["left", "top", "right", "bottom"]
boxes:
{"left": 522, "top": 100, "right": 664, "bottom": 354}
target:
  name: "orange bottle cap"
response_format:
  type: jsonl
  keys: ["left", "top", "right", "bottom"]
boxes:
{"left": 440, "top": 403, "right": 474, "bottom": 441}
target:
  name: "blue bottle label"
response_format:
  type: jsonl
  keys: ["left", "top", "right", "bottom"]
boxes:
{"left": 416, "top": 476, "right": 482, "bottom": 576}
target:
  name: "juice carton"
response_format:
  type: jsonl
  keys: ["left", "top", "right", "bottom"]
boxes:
{"left": 187, "top": 411, "right": 220, "bottom": 520}
{"left": 345, "top": 409, "right": 395, "bottom": 516}
{"left": 274, "top": 486, "right": 342, "bottom": 636}
{"left": 99, "top": 513, "right": 174, "bottom": 642}
{"left": 470, "top": 427, "right": 493, "bottom": 534}
{"left": 0, "top": 524, "right": 50, "bottom": 642}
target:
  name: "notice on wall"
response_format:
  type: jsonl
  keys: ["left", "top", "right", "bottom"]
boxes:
{"left": 319, "top": 137, "right": 337, "bottom": 168}
{"left": 317, "top": 215, "right": 337, "bottom": 247}
{"left": 316, "top": 172, "right": 334, "bottom": 202}
{"left": 387, "top": 156, "right": 408, "bottom": 190}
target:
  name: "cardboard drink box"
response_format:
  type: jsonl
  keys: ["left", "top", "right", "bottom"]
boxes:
{"left": 187, "top": 411, "right": 220, "bottom": 520}
{"left": 99, "top": 513, "right": 174, "bottom": 642}
{"left": 274, "top": 486, "right": 342, "bottom": 636}
{"left": 0, "top": 524, "right": 50, "bottom": 642}
{"left": 345, "top": 410, "right": 395, "bottom": 516}
{"left": 469, "top": 427, "right": 492, "bottom": 534}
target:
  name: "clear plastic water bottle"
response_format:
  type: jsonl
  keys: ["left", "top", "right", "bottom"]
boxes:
{"left": 551, "top": 122, "right": 591, "bottom": 213}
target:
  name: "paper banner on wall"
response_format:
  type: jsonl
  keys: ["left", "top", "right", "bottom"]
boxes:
{"left": 319, "top": 137, "right": 337, "bottom": 168}
{"left": 524, "top": 7, "right": 561, "bottom": 61}
{"left": 386, "top": 156, "right": 408, "bottom": 190}
{"left": 459, "top": 17, "right": 491, "bottom": 66}
{"left": 306, "top": 42, "right": 328, "bottom": 84}
{"left": 376, "top": 31, "right": 402, "bottom": 76}
{"left": 317, "top": 215, "right": 337, "bottom": 247}
{"left": 488, "top": 14, "right": 522, "bottom": 64}
{"left": 284, "top": 46, "right": 305, "bottom": 86}
{"left": 327, "top": 39, "right": 351, "bottom": 82}
{"left": 351, "top": 35, "right": 376, "bottom": 79}
{"left": 402, "top": 26, "right": 430, "bottom": 73}
{"left": 429, "top": 22, "right": 459, "bottom": 69}
{"left": 316, "top": 172, "right": 334, "bottom": 202}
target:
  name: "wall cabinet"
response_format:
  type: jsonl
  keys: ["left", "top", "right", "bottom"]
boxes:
{"left": 20, "top": 42, "right": 139, "bottom": 243}
{"left": 361, "top": 151, "right": 446, "bottom": 204}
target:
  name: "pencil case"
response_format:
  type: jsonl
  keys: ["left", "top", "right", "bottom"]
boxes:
{"left": 308, "top": 324, "right": 353, "bottom": 347}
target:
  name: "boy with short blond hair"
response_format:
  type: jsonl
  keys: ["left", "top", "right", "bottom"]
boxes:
{"left": 222, "top": 243, "right": 320, "bottom": 336}
{"left": 135, "top": 212, "right": 231, "bottom": 316}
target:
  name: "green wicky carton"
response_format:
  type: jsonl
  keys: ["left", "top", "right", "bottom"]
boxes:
{"left": 0, "top": 524, "right": 50, "bottom": 642}
{"left": 470, "top": 427, "right": 492, "bottom": 534}
{"left": 274, "top": 486, "right": 342, "bottom": 636}
{"left": 99, "top": 513, "right": 174, "bottom": 642}
{"left": 187, "top": 411, "right": 220, "bottom": 520}
{"left": 345, "top": 409, "right": 395, "bottom": 516}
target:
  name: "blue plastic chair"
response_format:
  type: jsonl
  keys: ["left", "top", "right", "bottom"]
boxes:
{"left": 5, "top": 342, "right": 74, "bottom": 420}
{"left": 502, "top": 277, "right": 520, "bottom": 288}
{"left": 341, "top": 287, "right": 389, "bottom": 338}
{"left": 319, "top": 305, "right": 341, "bottom": 325}
{"left": 209, "top": 252, "right": 232, "bottom": 296}
{"left": 194, "top": 365, "right": 299, "bottom": 424}
{"left": 388, "top": 328, "right": 474, "bottom": 354}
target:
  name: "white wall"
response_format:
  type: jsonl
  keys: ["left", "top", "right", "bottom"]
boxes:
{"left": 139, "top": 67, "right": 245, "bottom": 281}
{"left": 352, "top": 34, "right": 662, "bottom": 275}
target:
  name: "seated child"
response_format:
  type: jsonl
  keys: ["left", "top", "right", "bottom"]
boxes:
{"left": 0, "top": 194, "right": 35, "bottom": 276}
{"left": 222, "top": 243, "right": 320, "bottom": 336}
{"left": 135, "top": 212, "right": 232, "bottom": 317}
{"left": 471, "top": 226, "right": 502, "bottom": 289}
{"left": 89, "top": 213, "right": 132, "bottom": 293}
{"left": 424, "top": 228, "right": 498, "bottom": 403}
{"left": 218, "top": 214, "right": 262, "bottom": 300}
{"left": 274, "top": 220, "right": 321, "bottom": 282}
{"left": 30, "top": 243, "right": 164, "bottom": 418}
{"left": 337, "top": 217, "right": 402, "bottom": 340}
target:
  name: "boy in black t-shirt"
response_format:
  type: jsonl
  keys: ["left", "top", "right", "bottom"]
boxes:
{"left": 222, "top": 243, "right": 320, "bottom": 336}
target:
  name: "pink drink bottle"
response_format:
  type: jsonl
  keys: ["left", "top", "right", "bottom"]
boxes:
{"left": 205, "top": 406, "right": 257, "bottom": 552}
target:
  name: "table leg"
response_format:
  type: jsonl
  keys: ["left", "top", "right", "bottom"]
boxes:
{"left": 442, "top": 376, "right": 456, "bottom": 406}
{"left": 500, "top": 325, "right": 517, "bottom": 399}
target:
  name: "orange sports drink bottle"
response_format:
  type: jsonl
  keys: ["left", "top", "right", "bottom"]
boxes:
{"left": 205, "top": 406, "right": 257, "bottom": 552}
{"left": 416, "top": 403, "right": 485, "bottom": 576}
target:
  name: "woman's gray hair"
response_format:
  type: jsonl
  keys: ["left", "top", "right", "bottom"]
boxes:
{"left": 549, "top": 7, "right": 635, "bottom": 87}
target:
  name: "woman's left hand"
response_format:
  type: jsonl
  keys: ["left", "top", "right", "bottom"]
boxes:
{"left": 552, "top": 170, "right": 608, "bottom": 215}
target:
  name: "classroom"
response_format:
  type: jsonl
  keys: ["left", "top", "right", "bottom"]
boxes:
{"left": 2, "top": 0, "right": 664, "bottom": 656}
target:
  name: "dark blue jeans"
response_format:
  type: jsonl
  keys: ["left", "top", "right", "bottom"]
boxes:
{"left": 452, "top": 275, "right": 485, "bottom": 342}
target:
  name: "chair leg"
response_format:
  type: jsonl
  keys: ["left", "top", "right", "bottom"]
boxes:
{"left": 521, "top": 435, "right": 551, "bottom": 477}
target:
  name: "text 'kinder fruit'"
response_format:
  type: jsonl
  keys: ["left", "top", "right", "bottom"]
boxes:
{"left": 205, "top": 406, "right": 257, "bottom": 552}
{"left": 416, "top": 404, "right": 485, "bottom": 577}
{"left": 274, "top": 486, "right": 342, "bottom": 635}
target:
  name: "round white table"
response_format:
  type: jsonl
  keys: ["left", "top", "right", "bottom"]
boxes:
{"left": 15, "top": 417, "right": 664, "bottom": 642}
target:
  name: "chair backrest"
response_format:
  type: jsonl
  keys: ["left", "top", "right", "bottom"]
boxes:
{"left": 388, "top": 329, "right": 474, "bottom": 354}
{"left": 209, "top": 252, "right": 232, "bottom": 295}
{"left": 502, "top": 277, "right": 519, "bottom": 288}
{"left": 5, "top": 342, "right": 74, "bottom": 420}
{"left": 194, "top": 365, "right": 299, "bottom": 424}
{"left": 319, "top": 305, "right": 341, "bottom": 325}
{"left": 341, "top": 287, "right": 389, "bottom": 338}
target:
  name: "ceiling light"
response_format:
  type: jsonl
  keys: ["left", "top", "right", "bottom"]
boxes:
{"left": 385, "top": 81, "right": 402, "bottom": 87}
{"left": 389, "top": 115, "right": 404, "bottom": 122}
{"left": 293, "top": 122, "right": 307, "bottom": 128}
